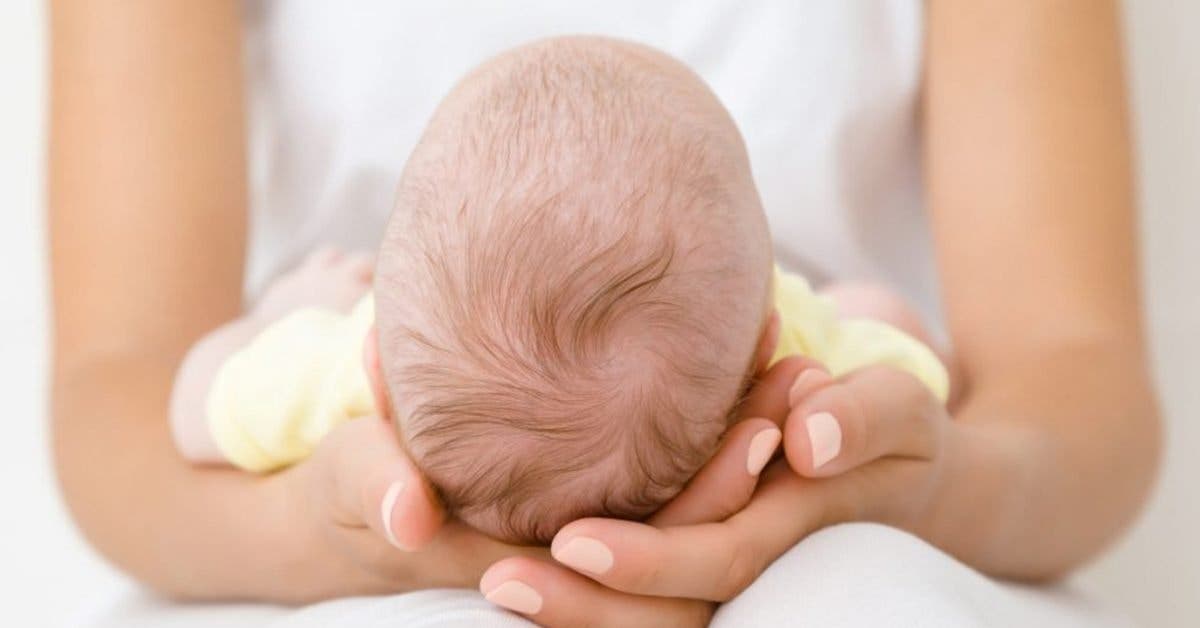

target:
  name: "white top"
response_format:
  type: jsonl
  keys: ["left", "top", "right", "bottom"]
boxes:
{"left": 242, "top": 0, "right": 940, "bottom": 326}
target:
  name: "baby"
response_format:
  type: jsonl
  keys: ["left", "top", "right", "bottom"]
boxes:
{"left": 171, "top": 37, "right": 947, "bottom": 544}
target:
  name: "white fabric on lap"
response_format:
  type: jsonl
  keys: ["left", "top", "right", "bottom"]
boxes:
{"left": 714, "top": 523, "right": 1130, "bottom": 628}
{"left": 266, "top": 590, "right": 533, "bottom": 628}
{"left": 81, "top": 523, "right": 1128, "bottom": 627}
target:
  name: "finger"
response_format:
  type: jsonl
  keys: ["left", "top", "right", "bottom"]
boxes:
{"left": 313, "top": 416, "right": 446, "bottom": 550}
{"left": 548, "top": 360, "right": 925, "bottom": 603}
{"left": 722, "top": 458, "right": 839, "bottom": 552}
{"left": 649, "top": 417, "right": 780, "bottom": 527}
{"left": 550, "top": 453, "right": 929, "bottom": 602}
{"left": 730, "top": 452, "right": 935, "bottom": 548}
{"left": 550, "top": 382, "right": 951, "bottom": 604}
{"left": 735, "top": 355, "right": 817, "bottom": 429}
{"left": 752, "top": 308, "right": 780, "bottom": 374}
{"left": 327, "top": 499, "right": 543, "bottom": 592}
{"left": 550, "top": 518, "right": 762, "bottom": 601}
{"left": 648, "top": 357, "right": 813, "bottom": 526}
{"left": 480, "top": 557, "right": 712, "bottom": 627}
{"left": 787, "top": 361, "right": 833, "bottom": 408}
{"left": 549, "top": 457, "right": 876, "bottom": 601}
{"left": 647, "top": 356, "right": 822, "bottom": 527}
{"left": 783, "top": 364, "right": 944, "bottom": 478}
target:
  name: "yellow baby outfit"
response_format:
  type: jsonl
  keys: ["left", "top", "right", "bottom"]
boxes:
{"left": 770, "top": 269, "right": 948, "bottom": 400}
{"left": 206, "top": 296, "right": 376, "bottom": 471}
{"left": 207, "top": 269, "right": 948, "bottom": 472}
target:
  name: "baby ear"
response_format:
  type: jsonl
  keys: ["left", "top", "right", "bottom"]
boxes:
{"left": 362, "top": 325, "right": 394, "bottom": 420}
{"left": 753, "top": 308, "right": 780, "bottom": 375}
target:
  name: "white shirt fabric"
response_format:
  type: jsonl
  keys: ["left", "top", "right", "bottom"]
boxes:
{"left": 241, "top": 0, "right": 941, "bottom": 326}
{"left": 77, "top": 1, "right": 1127, "bottom": 626}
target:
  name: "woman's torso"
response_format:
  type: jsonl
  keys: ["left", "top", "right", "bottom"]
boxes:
{"left": 243, "top": 0, "right": 939, "bottom": 324}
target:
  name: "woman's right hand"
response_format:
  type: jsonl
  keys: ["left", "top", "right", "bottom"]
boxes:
{"left": 271, "top": 415, "right": 542, "bottom": 601}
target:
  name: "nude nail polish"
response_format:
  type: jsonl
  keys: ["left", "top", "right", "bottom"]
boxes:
{"left": 380, "top": 480, "right": 407, "bottom": 549}
{"left": 554, "top": 536, "right": 614, "bottom": 575}
{"left": 485, "top": 580, "right": 544, "bottom": 615}
{"left": 746, "top": 428, "right": 782, "bottom": 475}
{"left": 806, "top": 412, "right": 842, "bottom": 469}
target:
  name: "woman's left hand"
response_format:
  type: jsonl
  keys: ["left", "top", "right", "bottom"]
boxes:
{"left": 478, "top": 356, "right": 957, "bottom": 626}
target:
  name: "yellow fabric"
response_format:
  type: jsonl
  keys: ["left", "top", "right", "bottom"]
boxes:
{"left": 771, "top": 268, "right": 949, "bottom": 402}
{"left": 207, "top": 296, "right": 376, "bottom": 472}
{"left": 208, "top": 269, "right": 947, "bottom": 472}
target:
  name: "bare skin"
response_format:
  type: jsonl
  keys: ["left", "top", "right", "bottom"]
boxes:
{"left": 48, "top": 1, "right": 520, "bottom": 601}
{"left": 49, "top": 1, "right": 1159, "bottom": 626}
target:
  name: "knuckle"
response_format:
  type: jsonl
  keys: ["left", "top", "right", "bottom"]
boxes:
{"left": 358, "top": 537, "right": 393, "bottom": 570}
{"left": 718, "top": 556, "right": 754, "bottom": 601}
{"left": 662, "top": 601, "right": 714, "bottom": 628}
{"left": 716, "top": 537, "right": 762, "bottom": 601}
{"left": 918, "top": 406, "right": 947, "bottom": 460}
{"left": 843, "top": 390, "right": 871, "bottom": 458}
{"left": 705, "top": 492, "right": 746, "bottom": 523}
{"left": 626, "top": 556, "right": 665, "bottom": 593}
{"left": 358, "top": 540, "right": 410, "bottom": 582}
{"left": 684, "top": 602, "right": 716, "bottom": 627}
{"left": 805, "top": 381, "right": 866, "bottom": 457}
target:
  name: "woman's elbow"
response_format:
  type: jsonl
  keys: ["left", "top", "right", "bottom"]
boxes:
{"left": 1124, "top": 375, "right": 1164, "bottom": 514}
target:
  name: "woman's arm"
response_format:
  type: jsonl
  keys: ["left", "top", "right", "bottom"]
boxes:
{"left": 48, "top": 1, "right": 524, "bottom": 601}
{"left": 922, "top": 0, "right": 1161, "bottom": 576}
{"left": 49, "top": 0, "right": 270, "bottom": 595}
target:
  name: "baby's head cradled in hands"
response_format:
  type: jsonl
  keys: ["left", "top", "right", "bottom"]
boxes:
{"left": 373, "top": 36, "right": 774, "bottom": 544}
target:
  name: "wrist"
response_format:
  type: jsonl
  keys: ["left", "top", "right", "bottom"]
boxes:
{"left": 910, "top": 416, "right": 1047, "bottom": 575}
{"left": 257, "top": 464, "right": 365, "bottom": 603}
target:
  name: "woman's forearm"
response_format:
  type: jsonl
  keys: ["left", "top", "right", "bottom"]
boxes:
{"left": 52, "top": 351, "right": 324, "bottom": 600}
{"left": 47, "top": 0, "right": 267, "bottom": 597}
{"left": 922, "top": 1, "right": 1160, "bottom": 577}
{"left": 918, "top": 336, "right": 1160, "bottom": 579}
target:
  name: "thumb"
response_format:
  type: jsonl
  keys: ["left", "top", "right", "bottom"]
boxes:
{"left": 783, "top": 364, "right": 943, "bottom": 478}
{"left": 310, "top": 416, "right": 446, "bottom": 550}
{"left": 649, "top": 356, "right": 812, "bottom": 527}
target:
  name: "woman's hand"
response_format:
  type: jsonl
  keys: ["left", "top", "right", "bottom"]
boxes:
{"left": 264, "top": 356, "right": 800, "bottom": 606}
{"left": 477, "top": 356, "right": 956, "bottom": 626}
{"left": 270, "top": 415, "right": 545, "bottom": 601}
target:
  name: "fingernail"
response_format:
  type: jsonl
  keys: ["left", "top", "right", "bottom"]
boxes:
{"left": 789, "top": 369, "right": 830, "bottom": 407}
{"left": 485, "top": 580, "right": 543, "bottom": 615}
{"left": 806, "top": 412, "right": 842, "bottom": 469}
{"left": 553, "top": 536, "right": 614, "bottom": 575}
{"left": 746, "top": 428, "right": 782, "bottom": 475}
{"left": 380, "top": 480, "right": 408, "bottom": 550}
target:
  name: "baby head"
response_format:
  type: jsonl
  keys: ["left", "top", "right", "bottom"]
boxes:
{"left": 372, "top": 37, "right": 775, "bottom": 544}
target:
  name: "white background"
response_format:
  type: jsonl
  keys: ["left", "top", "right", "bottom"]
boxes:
{"left": 2, "top": 2, "right": 1196, "bottom": 626}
